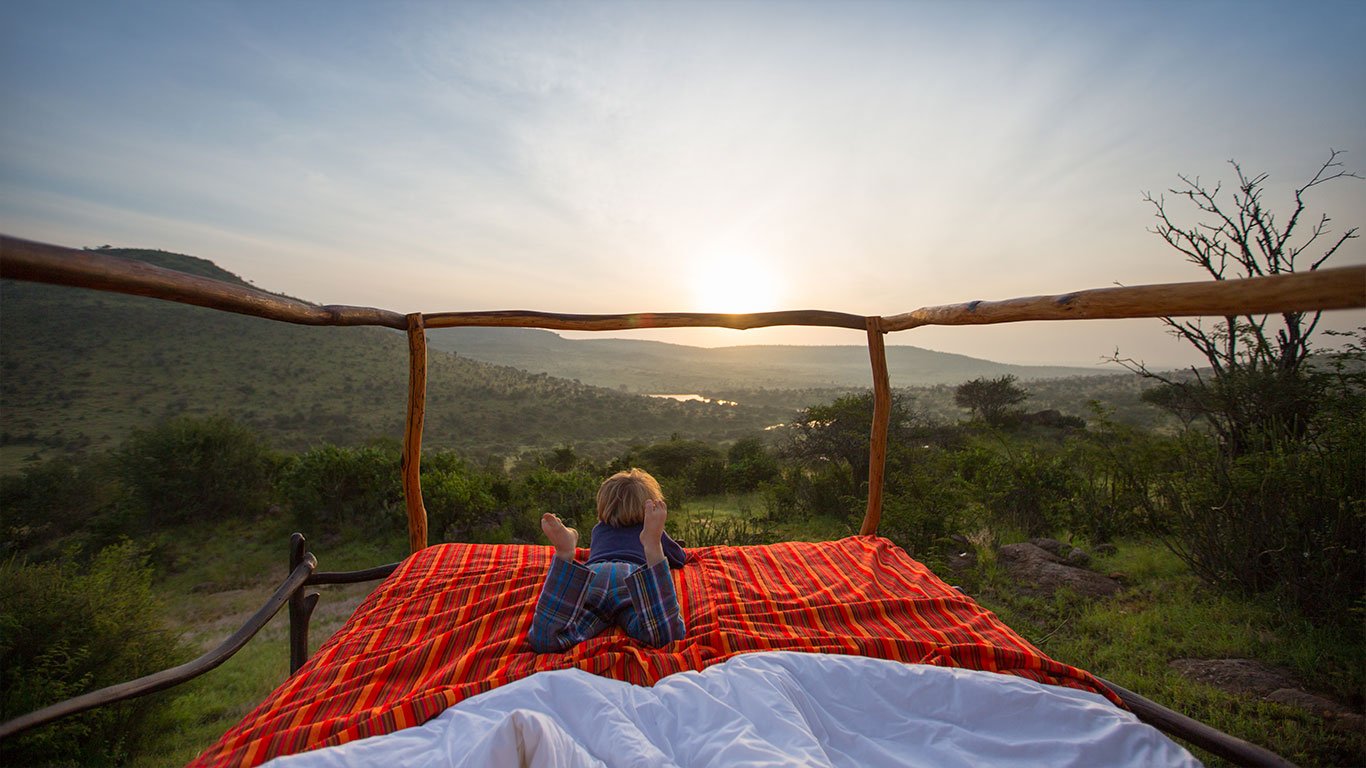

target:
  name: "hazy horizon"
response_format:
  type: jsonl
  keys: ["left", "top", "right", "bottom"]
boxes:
{"left": 3, "top": 1, "right": 1363, "bottom": 369}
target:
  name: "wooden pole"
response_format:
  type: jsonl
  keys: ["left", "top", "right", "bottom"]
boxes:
{"left": 0, "top": 235, "right": 407, "bottom": 329}
{"left": 882, "top": 265, "right": 1365, "bottom": 331}
{"left": 402, "top": 313, "right": 429, "bottom": 552}
{"left": 422, "top": 308, "right": 868, "bottom": 332}
{"left": 861, "top": 317, "right": 891, "bottom": 536}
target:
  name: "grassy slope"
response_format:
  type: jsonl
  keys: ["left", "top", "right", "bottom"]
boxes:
{"left": 427, "top": 326, "right": 1118, "bottom": 391}
{"left": 0, "top": 250, "right": 794, "bottom": 472}
{"left": 962, "top": 544, "right": 1364, "bottom": 767}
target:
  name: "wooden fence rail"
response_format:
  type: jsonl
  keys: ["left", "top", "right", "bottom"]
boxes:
{"left": 2, "top": 235, "right": 1362, "bottom": 551}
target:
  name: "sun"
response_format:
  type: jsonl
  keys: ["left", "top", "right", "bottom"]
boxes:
{"left": 691, "top": 255, "right": 783, "bottom": 313}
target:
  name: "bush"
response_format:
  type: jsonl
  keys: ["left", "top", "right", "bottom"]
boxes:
{"left": 514, "top": 467, "right": 599, "bottom": 535}
{"left": 119, "top": 416, "right": 276, "bottom": 527}
{"left": 725, "top": 437, "right": 779, "bottom": 492}
{"left": 1151, "top": 423, "right": 1365, "bottom": 623}
{"left": 0, "top": 541, "right": 186, "bottom": 766}
{"left": 1062, "top": 414, "right": 1178, "bottom": 543}
{"left": 959, "top": 445, "right": 1072, "bottom": 538}
{"left": 636, "top": 439, "right": 722, "bottom": 485}
{"left": 280, "top": 444, "right": 402, "bottom": 535}
{"left": 0, "top": 456, "right": 129, "bottom": 559}
{"left": 763, "top": 464, "right": 858, "bottom": 522}
{"left": 422, "top": 454, "right": 502, "bottom": 542}
{"left": 879, "top": 445, "right": 971, "bottom": 562}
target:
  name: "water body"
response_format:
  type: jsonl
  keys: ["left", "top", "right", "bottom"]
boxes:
{"left": 646, "top": 394, "right": 739, "bottom": 406}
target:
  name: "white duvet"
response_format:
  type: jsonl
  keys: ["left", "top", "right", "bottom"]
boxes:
{"left": 264, "top": 652, "right": 1200, "bottom": 767}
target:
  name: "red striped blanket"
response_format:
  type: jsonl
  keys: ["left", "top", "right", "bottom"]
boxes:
{"left": 191, "top": 536, "right": 1118, "bottom": 767}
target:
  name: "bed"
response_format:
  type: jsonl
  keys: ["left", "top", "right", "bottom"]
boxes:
{"left": 189, "top": 536, "right": 1195, "bottom": 767}
{"left": 3, "top": 238, "right": 1334, "bottom": 766}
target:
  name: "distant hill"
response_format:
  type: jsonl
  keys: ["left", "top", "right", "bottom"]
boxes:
{"left": 426, "top": 327, "right": 1114, "bottom": 392}
{"left": 0, "top": 249, "right": 792, "bottom": 473}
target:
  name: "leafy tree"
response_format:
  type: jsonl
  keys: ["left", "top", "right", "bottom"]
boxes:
{"left": 635, "top": 439, "right": 722, "bottom": 482}
{"left": 280, "top": 444, "right": 402, "bottom": 534}
{"left": 0, "top": 541, "right": 186, "bottom": 766}
{"left": 954, "top": 375, "right": 1029, "bottom": 427}
{"left": 1116, "top": 150, "right": 1361, "bottom": 454}
{"left": 725, "top": 436, "right": 779, "bottom": 491}
{"left": 782, "top": 392, "right": 924, "bottom": 501}
{"left": 1114, "top": 153, "right": 1365, "bottom": 621}
{"left": 119, "top": 416, "right": 276, "bottom": 527}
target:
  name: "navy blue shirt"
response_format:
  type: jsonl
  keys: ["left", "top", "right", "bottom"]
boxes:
{"left": 586, "top": 522, "right": 687, "bottom": 568}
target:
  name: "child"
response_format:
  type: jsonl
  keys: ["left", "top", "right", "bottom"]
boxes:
{"left": 527, "top": 468, "right": 687, "bottom": 653}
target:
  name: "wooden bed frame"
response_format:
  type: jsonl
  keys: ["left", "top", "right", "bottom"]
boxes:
{"left": 3, "top": 234, "right": 1358, "bottom": 766}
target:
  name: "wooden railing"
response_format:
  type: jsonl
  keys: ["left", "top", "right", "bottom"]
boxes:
{"left": 3, "top": 233, "right": 1364, "bottom": 551}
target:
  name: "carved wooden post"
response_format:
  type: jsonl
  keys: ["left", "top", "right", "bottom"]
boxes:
{"left": 402, "top": 313, "right": 429, "bottom": 552}
{"left": 861, "top": 317, "right": 891, "bottom": 536}
{"left": 287, "top": 533, "right": 319, "bottom": 674}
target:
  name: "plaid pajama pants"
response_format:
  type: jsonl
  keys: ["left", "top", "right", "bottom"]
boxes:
{"left": 527, "top": 556, "right": 685, "bottom": 653}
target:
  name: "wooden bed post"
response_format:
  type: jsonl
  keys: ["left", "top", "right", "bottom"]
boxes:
{"left": 402, "top": 313, "right": 429, "bottom": 552}
{"left": 861, "top": 317, "right": 891, "bottom": 536}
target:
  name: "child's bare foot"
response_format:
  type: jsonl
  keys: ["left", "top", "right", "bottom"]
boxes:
{"left": 541, "top": 513, "right": 578, "bottom": 561}
{"left": 641, "top": 499, "right": 667, "bottom": 567}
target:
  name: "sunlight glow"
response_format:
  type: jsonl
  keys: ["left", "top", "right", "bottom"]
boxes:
{"left": 690, "top": 253, "right": 784, "bottom": 314}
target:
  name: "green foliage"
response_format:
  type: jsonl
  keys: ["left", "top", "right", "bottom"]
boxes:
{"left": 635, "top": 439, "right": 721, "bottom": 481}
{"left": 280, "top": 444, "right": 402, "bottom": 535}
{"left": 763, "top": 463, "right": 857, "bottom": 522}
{"left": 0, "top": 541, "right": 187, "bottom": 766}
{"left": 119, "top": 416, "right": 276, "bottom": 527}
{"left": 1061, "top": 409, "right": 1179, "bottom": 543}
{"left": 782, "top": 392, "right": 923, "bottom": 493}
{"left": 724, "top": 436, "right": 779, "bottom": 491}
{"left": 957, "top": 443, "right": 1073, "bottom": 538}
{"left": 514, "top": 467, "right": 599, "bottom": 534}
{"left": 878, "top": 445, "right": 972, "bottom": 562}
{"left": 422, "top": 452, "right": 502, "bottom": 542}
{"left": 1149, "top": 421, "right": 1365, "bottom": 623}
{"left": 673, "top": 508, "right": 778, "bottom": 547}
{"left": 954, "top": 375, "right": 1029, "bottom": 427}
{"left": 0, "top": 455, "right": 129, "bottom": 559}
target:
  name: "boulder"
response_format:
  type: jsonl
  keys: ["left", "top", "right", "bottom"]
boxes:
{"left": 1168, "top": 658, "right": 1297, "bottom": 697}
{"left": 998, "top": 543, "right": 1121, "bottom": 598}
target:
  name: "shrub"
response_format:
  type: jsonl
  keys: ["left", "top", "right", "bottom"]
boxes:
{"left": 514, "top": 467, "right": 599, "bottom": 534}
{"left": 724, "top": 437, "right": 779, "bottom": 492}
{"left": 959, "top": 445, "right": 1072, "bottom": 538}
{"left": 119, "top": 416, "right": 276, "bottom": 527}
{"left": 879, "top": 445, "right": 971, "bottom": 562}
{"left": 0, "top": 456, "right": 129, "bottom": 559}
{"left": 0, "top": 541, "right": 186, "bottom": 766}
{"left": 1151, "top": 423, "right": 1365, "bottom": 623}
{"left": 422, "top": 455, "right": 501, "bottom": 542}
{"left": 280, "top": 444, "right": 402, "bottom": 535}
{"left": 636, "top": 439, "right": 722, "bottom": 484}
{"left": 1062, "top": 414, "right": 1178, "bottom": 543}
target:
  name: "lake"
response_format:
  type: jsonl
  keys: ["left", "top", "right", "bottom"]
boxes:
{"left": 646, "top": 394, "right": 738, "bottom": 406}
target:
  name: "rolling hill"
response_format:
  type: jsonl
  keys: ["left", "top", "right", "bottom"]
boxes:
{"left": 426, "top": 327, "right": 1114, "bottom": 393}
{"left": 0, "top": 249, "right": 791, "bottom": 473}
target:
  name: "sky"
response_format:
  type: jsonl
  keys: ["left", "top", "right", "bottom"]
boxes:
{"left": 2, "top": 1, "right": 1363, "bottom": 368}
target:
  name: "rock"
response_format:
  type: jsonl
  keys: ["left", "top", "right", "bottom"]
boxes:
{"left": 1266, "top": 688, "right": 1354, "bottom": 718}
{"left": 1168, "top": 659, "right": 1298, "bottom": 697}
{"left": 998, "top": 543, "right": 1121, "bottom": 598}
{"left": 1094, "top": 543, "right": 1117, "bottom": 556}
{"left": 1028, "top": 538, "right": 1069, "bottom": 557}
{"left": 1065, "top": 549, "right": 1092, "bottom": 567}
{"left": 1171, "top": 662, "right": 1366, "bottom": 734}
{"left": 944, "top": 549, "right": 977, "bottom": 572}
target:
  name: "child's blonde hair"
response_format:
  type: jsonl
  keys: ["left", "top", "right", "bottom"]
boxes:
{"left": 596, "top": 468, "right": 664, "bottom": 527}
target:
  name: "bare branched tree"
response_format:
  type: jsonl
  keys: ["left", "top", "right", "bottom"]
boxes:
{"left": 1113, "top": 150, "right": 1362, "bottom": 454}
